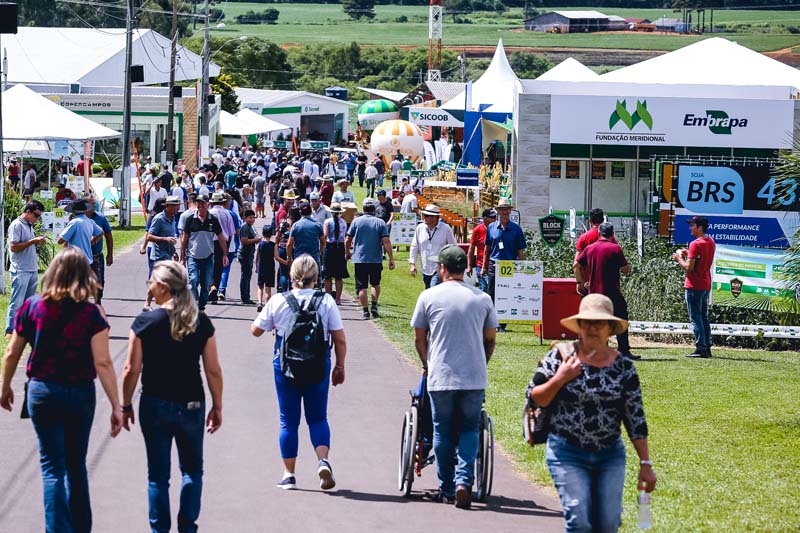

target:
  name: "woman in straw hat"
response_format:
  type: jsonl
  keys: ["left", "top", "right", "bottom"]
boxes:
{"left": 527, "top": 294, "right": 656, "bottom": 532}
{"left": 322, "top": 203, "right": 350, "bottom": 305}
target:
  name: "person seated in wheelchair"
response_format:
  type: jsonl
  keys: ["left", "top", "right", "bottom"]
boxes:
{"left": 410, "top": 245, "right": 498, "bottom": 509}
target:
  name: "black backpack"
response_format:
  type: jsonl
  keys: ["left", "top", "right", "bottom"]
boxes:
{"left": 280, "top": 291, "right": 328, "bottom": 386}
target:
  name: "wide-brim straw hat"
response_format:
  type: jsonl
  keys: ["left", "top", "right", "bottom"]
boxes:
{"left": 337, "top": 178, "right": 350, "bottom": 185}
{"left": 281, "top": 190, "right": 298, "bottom": 200}
{"left": 329, "top": 202, "right": 344, "bottom": 213}
{"left": 560, "top": 293, "right": 628, "bottom": 336}
{"left": 496, "top": 197, "right": 512, "bottom": 209}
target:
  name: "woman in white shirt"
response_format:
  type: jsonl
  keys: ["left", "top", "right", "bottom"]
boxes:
{"left": 251, "top": 256, "right": 347, "bottom": 491}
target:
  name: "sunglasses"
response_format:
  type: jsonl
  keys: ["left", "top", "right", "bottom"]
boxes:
{"left": 33, "top": 211, "right": 42, "bottom": 219}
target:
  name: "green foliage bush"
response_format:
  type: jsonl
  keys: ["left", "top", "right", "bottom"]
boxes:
{"left": 522, "top": 230, "right": 799, "bottom": 349}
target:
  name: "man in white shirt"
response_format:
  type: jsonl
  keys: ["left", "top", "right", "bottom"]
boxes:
{"left": 389, "top": 158, "right": 403, "bottom": 189}
{"left": 332, "top": 179, "right": 355, "bottom": 204}
{"left": 147, "top": 178, "right": 168, "bottom": 221}
{"left": 400, "top": 188, "right": 419, "bottom": 216}
{"left": 409, "top": 204, "right": 456, "bottom": 289}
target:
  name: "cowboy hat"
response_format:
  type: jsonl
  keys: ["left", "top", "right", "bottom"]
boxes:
{"left": 337, "top": 178, "right": 350, "bottom": 186}
{"left": 65, "top": 198, "right": 89, "bottom": 214}
{"left": 329, "top": 202, "right": 344, "bottom": 213}
{"left": 420, "top": 204, "right": 441, "bottom": 216}
{"left": 496, "top": 197, "right": 512, "bottom": 209}
{"left": 281, "top": 190, "right": 298, "bottom": 200}
{"left": 210, "top": 191, "right": 227, "bottom": 203}
{"left": 560, "top": 294, "right": 628, "bottom": 336}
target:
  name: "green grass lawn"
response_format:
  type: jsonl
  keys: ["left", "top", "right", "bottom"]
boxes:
{"left": 196, "top": 4, "right": 800, "bottom": 52}
{"left": 339, "top": 179, "right": 800, "bottom": 530}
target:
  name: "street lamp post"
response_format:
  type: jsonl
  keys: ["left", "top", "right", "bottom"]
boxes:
{"left": 199, "top": 0, "right": 211, "bottom": 163}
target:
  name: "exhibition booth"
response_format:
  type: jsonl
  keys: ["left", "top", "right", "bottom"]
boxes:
{"left": 512, "top": 38, "right": 800, "bottom": 246}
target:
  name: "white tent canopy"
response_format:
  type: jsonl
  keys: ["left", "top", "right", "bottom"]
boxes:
{"left": 234, "top": 108, "right": 291, "bottom": 134}
{"left": 219, "top": 110, "right": 267, "bottom": 136}
{"left": 441, "top": 40, "right": 522, "bottom": 111}
{"left": 1, "top": 85, "right": 120, "bottom": 140}
{"left": 600, "top": 37, "right": 800, "bottom": 94}
{"left": 537, "top": 57, "right": 599, "bottom": 81}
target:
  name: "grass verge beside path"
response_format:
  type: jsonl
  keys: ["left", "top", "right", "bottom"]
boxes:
{"left": 339, "top": 204, "right": 800, "bottom": 530}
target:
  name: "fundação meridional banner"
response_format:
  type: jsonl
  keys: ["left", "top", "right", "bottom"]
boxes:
{"left": 550, "top": 96, "right": 793, "bottom": 149}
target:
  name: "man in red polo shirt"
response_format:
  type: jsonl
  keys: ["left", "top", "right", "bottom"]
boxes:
{"left": 467, "top": 208, "right": 496, "bottom": 294}
{"left": 575, "top": 208, "right": 617, "bottom": 257}
{"left": 672, "top": 215, "right": 716, "bottom": 358}
{"left": 574, "top": 222, "right": 639, "bottom": 360}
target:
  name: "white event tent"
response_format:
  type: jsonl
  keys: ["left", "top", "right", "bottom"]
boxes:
{"left": 442, "top": 40, "right": 522, "bottom": 113}
{"left": 536, "top": 57, "right": 600, "bottom": 82}
{"left": 2, "top": 84, "right": 120, "bottom": 140}
{"left": 599, "top": 37, "right": 800, "bottom": 95}
{"left": 234, "top": 108, "right": 291, "bottom": 134}
{"left": 219, "top": 111, "right": 267, "bottom": 136}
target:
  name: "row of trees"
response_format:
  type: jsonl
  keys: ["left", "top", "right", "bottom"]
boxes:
{"left": 183, "top": 38, "right": 552, "bottom": 113}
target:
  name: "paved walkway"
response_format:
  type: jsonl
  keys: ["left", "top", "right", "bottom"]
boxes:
{"left": 0, "top": 238, "right": 563, "bottom": 532}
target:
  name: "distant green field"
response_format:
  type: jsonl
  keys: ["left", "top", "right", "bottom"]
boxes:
{"left": 195, "top": 4, "right": 800, "bottom": 51}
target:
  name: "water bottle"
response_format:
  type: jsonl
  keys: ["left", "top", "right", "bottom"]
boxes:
{"left": 637, "top": 490, "right": 652, "bottom": 529}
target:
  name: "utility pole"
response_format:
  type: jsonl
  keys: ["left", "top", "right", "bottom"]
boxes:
{"left": 120, "top": 0, "right": 134, "bottom": 228}
{"left": 0, "top": 2, "right": 19, "bottom": 293}
{"left": 166, "top": 0, "right": 178, "bottom": 168}
{"left": 199, "top": 0, "right": 210, "bottom": 163}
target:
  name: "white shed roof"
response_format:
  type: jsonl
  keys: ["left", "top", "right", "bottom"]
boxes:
{"left": 234, "top": 88, "right": 357, "bottom": 109}
{"left": 552, "top": 10, "right": 609, "bottom": 20}
{"left": 600, "top": 37, "right": 800, "bottom": 92}
{"left": 4, "top": 27, "right": 219, "bottom": 87}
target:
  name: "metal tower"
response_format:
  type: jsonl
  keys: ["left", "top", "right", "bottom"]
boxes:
{"left": 428, "top": 0, "right": 442, "bottom": 82}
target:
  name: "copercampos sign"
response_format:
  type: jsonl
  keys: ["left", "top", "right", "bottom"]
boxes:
{"left": 550, "top": 95, "right": 793, "bottom": 149}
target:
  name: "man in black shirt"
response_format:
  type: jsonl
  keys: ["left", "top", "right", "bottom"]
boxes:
{"left": 375, "top": 190, "right": 394, "bottom": 228}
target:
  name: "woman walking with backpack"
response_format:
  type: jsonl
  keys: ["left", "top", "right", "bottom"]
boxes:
{"left": 251, "top": 255, "right": 347, "bottom": 491}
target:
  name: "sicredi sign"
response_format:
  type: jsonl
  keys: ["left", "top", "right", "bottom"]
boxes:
{"left": 408, "top": 107, "right": 464, "bottom": 127}
{"left": 550, "top": 95, "right": 793, "bottom": 149}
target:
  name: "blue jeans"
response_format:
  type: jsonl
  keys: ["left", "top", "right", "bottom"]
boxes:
{"left": 139, "top": 395, "right": 205, "bottom": 533}
{"left": 422, "top": 271, "right": 440, "bottom": 290}
{"left": 28, "top": 379, "right": 96, "bottom": 533}
{"left": 685, "top": 288, "right": 711, "bottom": 352}
{"left": 5, "top": 270, "right": 38, "bottom": 334}
{"left": 187, "top": 256, "right": 214, "bottom": 308}
{"left": 219, "top": 252, "right": 237, "bottom": 293}
{"left": 277, "top": 247, "right": 290, "bottom": 293}
{"left": 272, "top": 336, "right": 331, "bottom": 458}
{"left": 239, "top": 255, "right": 254, "bottom": 302}
{"left": 546, "top": 434, "right": 626, "bottom": 533}
{"left": 428, "top": 389, "right": 484, "bottom": 497}
{"left": 473, "top": 267, "right": 489, "bottom": 294}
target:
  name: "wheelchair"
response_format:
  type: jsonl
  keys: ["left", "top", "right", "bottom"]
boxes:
{"left": 398, "top": 375, "right": 494, "bottom": 501}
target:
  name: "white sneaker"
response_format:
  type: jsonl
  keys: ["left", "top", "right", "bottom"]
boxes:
{"left": 318, "top": 459, "right": 336, "bottom": 490}
{"left": 276, "top": 475, "right": 297, "bottom": 490}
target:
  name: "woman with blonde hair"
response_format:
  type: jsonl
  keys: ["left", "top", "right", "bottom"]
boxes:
{"left": 251, "top": 254, "right": 347, "bottom": 491}
{"left": 121, "top": 260, "right": 223, "bottom": 533}
{"left": 1, "top": 247, "right": 123, "bottom": 533}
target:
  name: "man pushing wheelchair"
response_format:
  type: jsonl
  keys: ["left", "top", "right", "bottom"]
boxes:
{"left": 410, "top": 245, "right": 498, "bottom": 509}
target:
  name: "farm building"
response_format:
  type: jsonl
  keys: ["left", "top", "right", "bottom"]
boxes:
{"left": 607, "top": 15, "right": 630, "bottom": 31}
{"left": 525, "top": 11, "right": 610, "bottom": 33}
{"left": 652, "top": 17, "right": 692, "bottom": 32}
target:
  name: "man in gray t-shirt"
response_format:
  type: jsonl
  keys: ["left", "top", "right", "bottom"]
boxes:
{"left": 345, "top": 198, "right": 395, "bottom": 319}
{"left": 5, "top": 201, "right": 46, "bottom": 337}
{"left": 410, "top": 244, "right": 498, "bottom": 508}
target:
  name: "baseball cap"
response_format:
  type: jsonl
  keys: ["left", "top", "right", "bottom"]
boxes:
{"left": 686, "top": 215, "right": 709, "bottom": 229}
{"left": 438, "top": 244, "right": 467, "bottom": 273}
{"left": 65, "top": 198, "right": 89, "bottom": 214}
{"left": 195, "top": 193, "right": 210, "bottom": 203}
{"left": 362, "top": 197, "right": 376, "bottom": 208}
{"left": 482, "top": 208, "right": 496, "bottom": 218}
{"left": 309, "top": 191, "right": 320, "bottom": 200}
{"left": 376, "top": 189, "right": 387, "bottom": 197}
{"left": 598, "top": 222, "right": 614, "bottom": 238}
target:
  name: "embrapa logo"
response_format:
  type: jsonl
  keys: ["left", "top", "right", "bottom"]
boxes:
{"left": 609, "top": 99, "right": 653, "bottom": 131}
{"left": 683, "top": 110, "right": 748, "bottom": 135}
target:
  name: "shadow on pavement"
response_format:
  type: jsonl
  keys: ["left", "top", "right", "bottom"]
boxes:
{"left": 478, "top": 494, "right": 563, "bottom": 517}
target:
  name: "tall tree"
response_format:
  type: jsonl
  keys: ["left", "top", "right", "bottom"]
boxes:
{"left": 343, "top": 0, "right": 376, "bottom": 21}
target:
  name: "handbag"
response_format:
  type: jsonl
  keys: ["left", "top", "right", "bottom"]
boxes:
{"left": 522, "top": 342, "right": 574, "bottom": 446}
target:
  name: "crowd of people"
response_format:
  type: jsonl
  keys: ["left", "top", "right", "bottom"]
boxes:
{"left": 9, "top": 143, "right": 734, "bottom": 531}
